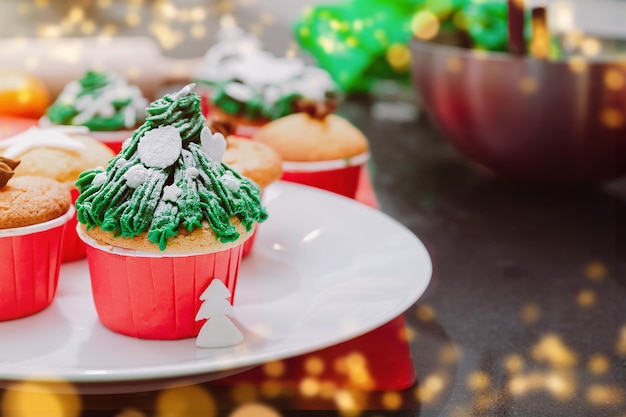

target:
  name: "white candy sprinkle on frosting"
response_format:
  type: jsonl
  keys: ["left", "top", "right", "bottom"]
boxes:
{"left": 92, "top": 172, "right": 107, "bottom": 186}
{"left": 115, "top": 158, "right": 128, "bottom": 168}
{"left": 162, "top": 184, "right": 182, "bottom": 202}
{"left": 220, "top": 171, "right": 241, "bottom": 192}
{"left": 170, "top": 83, "right": 196, "bottom": 101}
{"left": 186, "top": 167, "right": 199, "bottom": 179}
{"left": 124, "top": 164, "right": 149, "bottom": 188}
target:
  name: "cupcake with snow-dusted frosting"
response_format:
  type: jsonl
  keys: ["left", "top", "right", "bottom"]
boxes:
{"left": 42, "top": 70, "right": 148, "bottom": 153}
{"left": 0, "top": 125, "right": 114, "bottom": 262}
{"left": 75, "top": 84, "right": 267, "bottom": 340}
{"left": 254, "top": 100, "right": 369, "bottom": 199}
{"left": 0, "top": 168, "right": 73, "bottom": 321}
{"left": 194, "top": 24, "right": 338, "bottom": 137}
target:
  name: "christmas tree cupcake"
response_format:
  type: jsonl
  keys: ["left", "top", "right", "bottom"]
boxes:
{"left": 0, "top": 167, "right": 73, "bottom": 321}
{"left": 194, "top": 25, "right": 338, "bottom": 137}
{"left": 0, "top": 126, "right": 115, "bottom": 262}
{"left": 75, "top": 84, "right": 267, "bottom": 340}
{"left": 42, "top": 70, "right": 148, "bottom": 153}
{"left": 254, "top": 100, "right": 369, "bottom": 198}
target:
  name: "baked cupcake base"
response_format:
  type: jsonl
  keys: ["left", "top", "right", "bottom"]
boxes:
{"left": 0, "top": 206, "right": 74, "bottom": 321}
{"left": 78, "top": 226, "right": 247, "bottom": 340}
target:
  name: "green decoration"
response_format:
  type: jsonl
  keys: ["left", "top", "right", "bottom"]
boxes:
{"left": 75, "top": 86, "right": 267, "bottom": 251}
{"left": 47, "top": 70, "right": 147, "bottom": 131}
{"left": 294, "top": 0, "right": 563, "bottom": 93}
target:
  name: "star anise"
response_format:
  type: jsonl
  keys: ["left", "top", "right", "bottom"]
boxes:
{"left": 0, "top": 156, "right": 20, "bottom": 189}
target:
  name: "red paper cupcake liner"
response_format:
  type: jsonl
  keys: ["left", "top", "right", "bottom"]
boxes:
{"left": 281, "top": 152, "right": 370, "bottom": 199}
{"left": 61, "top": 188, "right": 86, "bottom": 263}
{"left": 241, "top": 228, "right": 257, "bottom": 258}
{"left": 78, "top": 227, "right": 246, "bottom": 340}
{"left": 0, "top": 207, "right": 74, "bottom": 321}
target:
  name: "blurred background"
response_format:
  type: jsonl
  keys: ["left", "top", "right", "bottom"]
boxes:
{"left": 1, "top": 0, "right": 626, "bottom": 58}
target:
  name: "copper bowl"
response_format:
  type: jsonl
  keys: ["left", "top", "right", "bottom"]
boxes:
{"left": 410, "top": 39, "right": 626, "bottom": 183}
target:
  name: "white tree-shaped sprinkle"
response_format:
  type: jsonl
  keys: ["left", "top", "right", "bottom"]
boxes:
{"left": 196, "top": 279, "right": 243, "bottom": 348}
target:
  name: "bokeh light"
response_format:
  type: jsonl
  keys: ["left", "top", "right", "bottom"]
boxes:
{"left": 263, "top": 361, "right": 285, "bottom": 378}
{"left": 585, "top": 261, "right": 607, "bottom": 281}
{"left": 304, "top": 356, "right": 325, "bottom": 376}
{"left": 466, "top": 371, "right": 490, "bottom": 392}
{"left": 600, "top": 108, "right": 625, "bottom": 129}
{"left": 155, "top": 385, "right": 216, "bottom": 417}
{"left": 576, "top": 289, "right": 597, "bottom": 308}
{"left": 503, "top": 354, "right": 525, "bottom": 373}
{"left": 231, "top": 384, "right": 258, "bottom": 404}
{"left": 229, "top": 403, "right": 282, "bottom": 417}
{"left": 520, "top": 303, "right": 541, "bottom": 325}
{"left": 587, "top": 354, "right": 610, "bottom": 375}
{"left": 518, "top": 76, "right": 538, "bottom": 95}
{"left": 411, "top": 11, "right": 440, "bottom": 41}
{"left": 2, "top": 380, "right": 82, "bottom": 417}
{"left": 531, "top": 334, "right": 578, "bottom": 368}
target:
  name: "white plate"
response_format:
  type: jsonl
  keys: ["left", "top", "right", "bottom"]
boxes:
{"left": 0, "top": 181, "right": 431, "bottom": 390}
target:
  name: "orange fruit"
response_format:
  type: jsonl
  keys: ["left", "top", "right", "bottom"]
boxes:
{"left": 0, "top": 71, "right": 50, "bottom": 119}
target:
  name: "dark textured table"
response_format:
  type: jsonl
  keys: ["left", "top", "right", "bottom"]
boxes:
{"left": 345, "top": 95, "right": 626, "bottom": 417}
{"left": 2, "top": 97, "right": 624, "bottom": 417}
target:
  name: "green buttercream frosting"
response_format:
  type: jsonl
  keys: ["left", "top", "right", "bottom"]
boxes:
{"left": 75, "top": 86, "right": 267, "bottom": 251}
{"left": 210, "top": 82, "right": 304, "bottom": 121}
{"left": 47, "top": 70, "right": 148, "bottom": 131}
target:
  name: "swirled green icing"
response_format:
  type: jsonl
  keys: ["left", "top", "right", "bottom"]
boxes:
{"left": 210, "top": 81, "right": 304, "bottom": 121}
{"left": 75, "top": 89, "right": 267, "bottom": 251}
{"left": 47, "top": 70, "right": 147, "bottom": 131}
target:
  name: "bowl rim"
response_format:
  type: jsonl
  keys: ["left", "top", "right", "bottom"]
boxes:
{"left": 410, "top": 38, "right": 626, "bottom": 66}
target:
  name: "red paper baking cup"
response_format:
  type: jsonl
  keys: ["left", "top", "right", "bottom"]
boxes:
{"left": 241, "top": 227, "right": 257, "bottom": 258}
{"left": 0, "top": 206, "right": 74, "bottom": 321}
{"left": 281, "top": 152, "right": 370, "bottom": 198}
{"left": 77, "top": 227, "right": 247, "bottom": 340}
{"left": 61, "top": 188, "right": 86, "bottom": 263}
